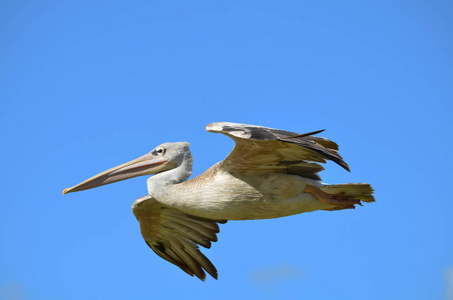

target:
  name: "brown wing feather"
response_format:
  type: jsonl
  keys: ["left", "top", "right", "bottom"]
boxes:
{"left": 132, "top": 195, "right": 226, "bottom": 281}
{"left": 206, "top": 122, "right": 349, "bottom": 179}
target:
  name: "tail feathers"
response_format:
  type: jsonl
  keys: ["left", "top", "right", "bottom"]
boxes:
{"left": 321, "top": 183, "right": 375, "bottom": 203}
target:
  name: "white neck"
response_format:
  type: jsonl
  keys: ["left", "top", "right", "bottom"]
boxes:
{"left": 147, "top": 151, "right": 193, "bottom": 199}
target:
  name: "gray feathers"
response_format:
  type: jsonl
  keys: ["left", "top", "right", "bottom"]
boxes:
{"left": 207, "top": 122, "right": 349, "bottom": 178}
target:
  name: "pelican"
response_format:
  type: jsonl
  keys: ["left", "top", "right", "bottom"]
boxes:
{"left": 63, "top": 122, "right": 374, "bottom": 280}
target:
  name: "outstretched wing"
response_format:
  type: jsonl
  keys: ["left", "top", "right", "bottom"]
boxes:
{"left": 132, "top": 195, "right": 226, "bottom": 281}
{"left": 206, "top": 122, "right": 349, "bottom": 180}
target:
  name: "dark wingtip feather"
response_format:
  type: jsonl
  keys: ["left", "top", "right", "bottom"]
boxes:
{"left": 342, "top": 161, "right": 351, "bottom": 172}
{"left": 288, "top": 129, "right": 326, "bottom": 138}
{"left": 328, "top": 154, "right": 350, "bottom": 172}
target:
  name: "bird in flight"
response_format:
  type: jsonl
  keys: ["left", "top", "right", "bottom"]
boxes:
{"left": 63, "top": 122, "right": 374, "bottom": 281}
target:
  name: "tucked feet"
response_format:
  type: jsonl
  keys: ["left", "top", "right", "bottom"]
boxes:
{"left": 303, "top": 184, "right": 362, "bottom": 210}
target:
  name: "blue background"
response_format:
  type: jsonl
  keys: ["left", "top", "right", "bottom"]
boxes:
{"left": 1, "top": 1, "right": 452, "bottom": 299}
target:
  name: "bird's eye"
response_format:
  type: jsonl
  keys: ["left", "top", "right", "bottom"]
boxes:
{"left": 156, "top": 148, "right": 165, "bottom": 155}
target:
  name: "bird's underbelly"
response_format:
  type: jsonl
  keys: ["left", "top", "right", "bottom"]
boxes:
{"left": 170, "top": 173, "right": 328, "bottom": 220}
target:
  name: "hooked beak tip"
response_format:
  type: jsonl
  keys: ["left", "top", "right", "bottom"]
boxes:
{"left": 63, "top": 188, "right": 69, "bottom": 195}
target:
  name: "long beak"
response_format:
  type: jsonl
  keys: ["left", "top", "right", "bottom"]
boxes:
{"left": 63, "top": 154, "right": 175, "bottom": 195}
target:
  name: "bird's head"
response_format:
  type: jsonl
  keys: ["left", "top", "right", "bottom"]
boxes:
{"left": 63, "top": 142, "right": 191, "bottom": 195}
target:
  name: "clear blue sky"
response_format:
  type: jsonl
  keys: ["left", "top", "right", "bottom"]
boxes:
{"left": 1, "top": 1, "right": 452, "bottom": 299}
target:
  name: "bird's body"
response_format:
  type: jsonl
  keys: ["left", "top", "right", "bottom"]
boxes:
{"left": 64, "top": 122, "right": 375, "bottom": 280}
{"left": 145, "top": 161, "right": 326, "bottom": 220}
